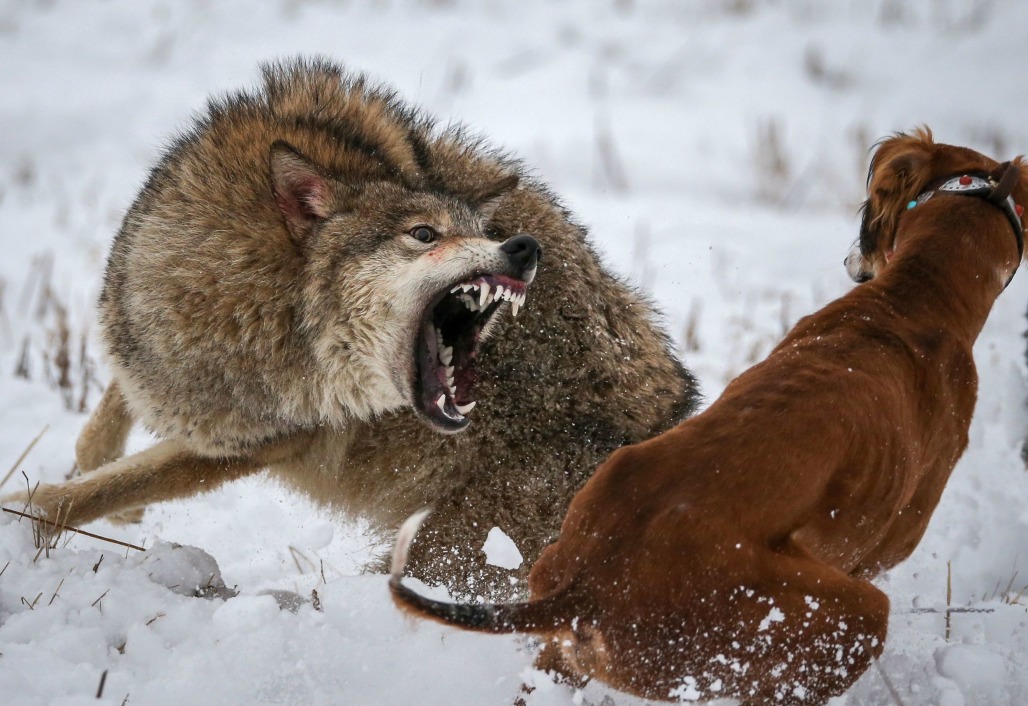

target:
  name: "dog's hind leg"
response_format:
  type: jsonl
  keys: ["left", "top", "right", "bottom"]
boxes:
{"left": 730, "top": 548, "right": 890, "bottom": 706}
{"left": 3, "top": 439, "right": 268, "bottom": 528}
{"left": 515, "top": 640, "right": 591, "bottom": 706}
{"left": 76, "top": 380, "right": 134, "bottom": 473}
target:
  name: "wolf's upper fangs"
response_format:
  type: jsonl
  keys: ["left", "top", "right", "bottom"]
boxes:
{"left": 449, "top": 281, "right": 527, "bottom": 318}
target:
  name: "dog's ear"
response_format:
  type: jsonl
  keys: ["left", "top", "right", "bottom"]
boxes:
{"left": 861, "top": 129, "right": 936, "bottom": 256}
{"left": 269, "top": 141, "right": 335, "bottom": 239}
{"left": 469, "top": 174, "right": 520, "bottom": 223}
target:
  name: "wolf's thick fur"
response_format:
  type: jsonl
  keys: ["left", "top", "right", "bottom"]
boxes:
{"left": 391, "top": 132, "right": 1027, "bottom": 703}
{"left": 8, "top": 58, "right": 697, "bottom": 595}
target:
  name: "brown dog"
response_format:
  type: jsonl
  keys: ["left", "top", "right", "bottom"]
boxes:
{"left": 389, "top": 129, "right": 1027, "bottom": 705}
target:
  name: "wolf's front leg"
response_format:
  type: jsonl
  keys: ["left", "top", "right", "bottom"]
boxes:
{"left": 2, "top": 439, "right": 265, "bottom": 528}
{"left": 76, "top": 380, "right": 134, "bottom": 474}
{"left": 73, "top": 380, "right": 141, "bottom": 522}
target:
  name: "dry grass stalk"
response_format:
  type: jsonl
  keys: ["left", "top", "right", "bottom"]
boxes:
{"left": 682, "top": 299, "right": 702, "bottom": 353}
{"left": 91, "top": 588, "right": 110, "bottom": 610}
{"left": 594, "top": 116, "right": 629, "bottom": 194}
{"left": 0, "top": 277, "right": 11, "bottom": 345}
{"left": 983, "top": 562, "right": 1027, "bottom": 606}
{"left": 870, "top": 654, "right": 907, "bottom": 706}
{"left": 145, "top": 612, "right": 166, "bottom": 627}
{"left": 288, "top": 545, "right": 318, "bottom": 574}
{"left": 909, "top": 606, "right": 994, "bottom": 615}
{"left": 2, "top": 507, "right": 145, "bottom": 552}
{"left": 754, "top": 118, "right": 790, "bottom": 204}
{"left": 48, "top": 577, "right": 65, "bottom": 606}
{"left": 42, "top": 299, "right": 74, "bottom": 408}
{"left": 311, "top": 588, "right": 323, "bottom": 612}
{"left": 0, "top": 424, "right": 48, "bottom": 491}
{"left": 92, "top": 554, "right": 104, "bottom": 573}
{"left": 96, "top": 670, "right": 108, "bottom": 699}
{"left": 17, "top": 252, "right": 52, "bottom": 317}
{"left": 15, "top": 335, "right": 31, "bottom": 379}
{"left": 77, "top": 331, "right": 100, "bottom": 413}
{"left": 21, "top": 591, "right": 43, "bottom": 610}
{"left": 946, "top": 560, "right": 953, "bottom": 641}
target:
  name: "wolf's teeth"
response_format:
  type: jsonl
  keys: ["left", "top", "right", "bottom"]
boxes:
{"left": 440, "top": 346, "right": 453, "bottom": 366}
{"left": 461, "top": 284, "right": 472, "bottom": 293}
{"left": 436, "top": 394, "right": 447, "bottom": 412}
{"left": 511, "top": 301, "right": 520, "bottom": 317}
{"left": 455, "top": 401, "right": 477, "bottom": 415}
{"left": 503, "top": 289, "right": 512, "bottom": 301}
{"left": 494, "top": 285, "right": 505, "bottom": 301}
{"left": 448, "top": 384, "right": 457, "bottom": 396}
{"left": 450, "top": 285, "right": 461, "bottom": 293}
{"left": 479, "top": 282, "right": 491, "bottom": 307}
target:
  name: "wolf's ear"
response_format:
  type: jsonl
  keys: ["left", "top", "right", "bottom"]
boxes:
{"left": 470, "top": 174, "right": 520, "bottom": 223}
{"left": 269, "top": 141, "right": 334, "bottom": 238}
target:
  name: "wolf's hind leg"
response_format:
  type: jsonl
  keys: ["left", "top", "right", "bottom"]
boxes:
{"left": 3, "top": 440, "right": 265, "bottom": 528}
{"left": 76, "top": 380, "right": 133, "bottom": 473}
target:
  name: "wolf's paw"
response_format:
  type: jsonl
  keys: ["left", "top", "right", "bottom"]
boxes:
{"left": 1, "top": 483, "right": 69, "bottom": 523}
{"left": 108, "top": 507, "right": 145, "bottom": 525}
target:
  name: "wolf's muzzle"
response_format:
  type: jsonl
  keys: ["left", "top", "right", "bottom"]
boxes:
{"left": 501, "top": 235, "right": 542, "bottom": 275}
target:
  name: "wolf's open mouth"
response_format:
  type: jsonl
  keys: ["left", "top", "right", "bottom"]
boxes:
{"left": 415, "top": 274, "right": 529, "bottom": 431}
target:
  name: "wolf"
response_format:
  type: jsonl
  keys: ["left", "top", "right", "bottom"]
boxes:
{"left": 6, "top": 57, "right": 698, "bottom": 597}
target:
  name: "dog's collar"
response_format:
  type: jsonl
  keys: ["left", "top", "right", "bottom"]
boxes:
{"left": 907, "top": 171, "right": 1025, "bottom": 261}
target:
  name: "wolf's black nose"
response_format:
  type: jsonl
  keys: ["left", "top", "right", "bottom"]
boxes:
{"left": 501, "top": 235, "right": 542, "bottom": 273}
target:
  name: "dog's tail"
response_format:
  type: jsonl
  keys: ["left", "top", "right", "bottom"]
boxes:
{"left": 389, "top": 509, "right": 573, "bottom": 634}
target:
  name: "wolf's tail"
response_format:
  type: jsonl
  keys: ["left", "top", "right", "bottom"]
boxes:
{"left": 389, "top": 509, "right": 574, "bottom": 634}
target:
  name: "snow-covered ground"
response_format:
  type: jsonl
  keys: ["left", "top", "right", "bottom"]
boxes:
{"left": 1, "top": 1, "right": 1026, "bottom": 704}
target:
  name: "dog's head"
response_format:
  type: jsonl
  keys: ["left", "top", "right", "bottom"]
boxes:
{"left": 846, "top": 127, "right": 1028, "bottom": 282}
{"left": 270, "top": 140, "right": 541, "bottom": 433}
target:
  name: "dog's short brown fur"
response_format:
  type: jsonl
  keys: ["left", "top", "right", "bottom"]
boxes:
{"left": 5, "top": 57, "right": 697, "bottom": 597}
{"left": 391, "top": 130, "right": 1027, "bottom": 703}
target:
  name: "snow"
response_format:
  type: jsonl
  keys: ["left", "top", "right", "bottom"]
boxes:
{"left": 1, "top": 0, "right": 1026, "bottom": 704}
{"left": 483, "top": 527, "right": 525, "bottom": 571}
{"left": 757, "top": 606, "right": 786, "bottom": 633}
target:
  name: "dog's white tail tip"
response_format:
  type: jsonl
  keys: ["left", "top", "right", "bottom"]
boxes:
{"left": 390, "top": 507, "right": 433, "bottom": 581}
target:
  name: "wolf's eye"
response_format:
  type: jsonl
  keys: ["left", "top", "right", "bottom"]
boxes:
{"left": 410, "top": 225, "right": 438, "bottom": 243}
